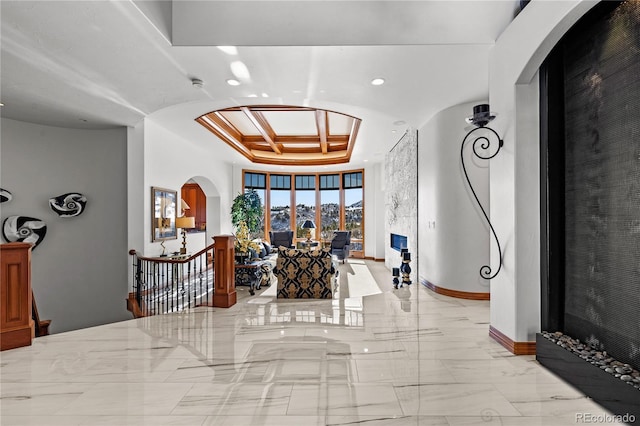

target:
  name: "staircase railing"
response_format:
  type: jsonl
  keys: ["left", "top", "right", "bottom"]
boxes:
{"left": 128, "top": 243, "right": 215, "bottom": 318}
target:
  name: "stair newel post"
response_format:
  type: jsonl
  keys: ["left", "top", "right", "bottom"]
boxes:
{"left": 212, "top": 235, "right": 236, "bottom": 308}
{"left": 1, "top": 242, "right": 34, "bottom": 350}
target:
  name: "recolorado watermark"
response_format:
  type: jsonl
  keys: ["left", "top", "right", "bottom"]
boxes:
{"left": 576, "top": 413, "right": 636, "bottom": 424}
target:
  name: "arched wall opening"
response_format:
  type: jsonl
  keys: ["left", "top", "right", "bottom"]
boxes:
{"left": 182, "top": 175, "right": 222, "bottom": 248}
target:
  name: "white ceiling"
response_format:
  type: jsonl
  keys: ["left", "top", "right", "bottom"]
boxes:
{"left": 0, "top": 0, "right": 521, "bottom": 168}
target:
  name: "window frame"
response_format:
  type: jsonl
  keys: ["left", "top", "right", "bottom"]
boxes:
{"left": 242, "top": 169, "right": 364, "bottom": 257}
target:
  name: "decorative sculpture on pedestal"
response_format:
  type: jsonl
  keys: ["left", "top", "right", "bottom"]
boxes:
{"left": 392, "top": 267, "right": 400, "bottom": 289}
{"left": 400, "top": 249, "right": 412, "bottom": 287}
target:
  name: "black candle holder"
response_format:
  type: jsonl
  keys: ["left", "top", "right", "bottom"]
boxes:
{"left": 400, "top": 251, "right": 412, "bottom": 286}
{"left": 394, "top": 249, "right": 412, "bottom": 288}
{"left": 392, "top": 267, "right": 400, "bottom": 289}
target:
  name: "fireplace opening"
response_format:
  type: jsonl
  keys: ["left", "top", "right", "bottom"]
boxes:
{"left": 390, "top": 233, "right": 407, "bottom": 252}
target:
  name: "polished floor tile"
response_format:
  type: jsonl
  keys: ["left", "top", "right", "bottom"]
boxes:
{"left": 0, "top": 260, "right": 610, "bottom": 425}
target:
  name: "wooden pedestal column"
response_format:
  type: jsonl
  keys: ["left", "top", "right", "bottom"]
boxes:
{"left": 212, "top": 235, "right": 236, "bottom": 308}
{"left": 1, "top": 242, "right": 34, "bottom": 351}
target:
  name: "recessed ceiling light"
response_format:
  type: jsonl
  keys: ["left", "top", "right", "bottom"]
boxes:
{"left": 371, "top": 78, "right": 385, "bottom": 86}
{"left": 248, "top": 94, "right": 258, "bottom": 98}
{"left": 364, "top": 159, "right": 369, "bottom": 162}
{"left": 393, "top": 120, "right": 406, "bottom": 126}
{"left": 230, "top": 61, "right": 251, "bottom": 82}
{"left": 261, "top": 93, "right": 269, "bottom": 98}
{"left": 0, "top": 102, "right": 4, "bottom": 107}
{"left": 226, "top": 79, "right": 240, "bottom": 86}
{"left": 217, "top": 46, "right": 238, "bottom": 55}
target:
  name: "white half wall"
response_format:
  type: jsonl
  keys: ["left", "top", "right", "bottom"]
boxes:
{"left": 418, "top": 101, "right": 491, "bottom": 294}
{"left": 1, "top": 118, "right": 131, "bottom": 333}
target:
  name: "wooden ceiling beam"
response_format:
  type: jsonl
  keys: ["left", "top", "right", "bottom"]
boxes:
{"left": 251, "top": 155, "right": 350, "bottom": 166}
{"left": 202, "top": 112, "right": 244, "bottom": 142}
{"left": 241, "top": 107, "right": 282, "bottom": 155}
{"left": 243, "top": 135, "right": 350, "bottom": 144}
{"left": 315, "top": 110, "right": 328, "bottom": 154}
{"left": 196, "top": 114, "right": 254, "bottom": 160}
{"left": 346, "top": 118, "right": 361, "bottom": 159}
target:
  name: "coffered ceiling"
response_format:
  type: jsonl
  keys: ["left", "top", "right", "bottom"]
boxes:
{"left": 197, "top": 106, "right": 360, "bottom": 166}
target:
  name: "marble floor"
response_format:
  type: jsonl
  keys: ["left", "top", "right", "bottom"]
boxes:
{"left": 1, "top": 259, "right": 613, "bottom": 425}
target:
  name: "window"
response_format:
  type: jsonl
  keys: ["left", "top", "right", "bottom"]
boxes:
{"left": 343, "top": 172, "right": 363, "bottom": 252}
{"left": 243, "top": 173, "right": 266, "bottom": 237}
{"left": 244, "top": 172, "right": 266, "bottom": 190}
{"left": 269, "top": 174, "right": 291, "bottom": 232}
{"left": 295, "top": 175, "right": 316, "bottom": 239}
{"left": 243, "top": 169, "right": 364, "bottom": 258}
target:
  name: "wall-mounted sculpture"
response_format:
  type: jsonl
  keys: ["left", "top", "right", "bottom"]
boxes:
{"left": 2, "top": 215, "right": 47, "bottom": 249}
{"left": 0, "top": 188, "right": 12, "bottom": 203}
{"left": 49, "top": 192, "right": 87, "bottom": 217}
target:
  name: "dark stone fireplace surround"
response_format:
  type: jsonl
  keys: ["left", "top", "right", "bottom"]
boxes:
{"left": 538, "top": 1, "right": 640, "bottom": 423}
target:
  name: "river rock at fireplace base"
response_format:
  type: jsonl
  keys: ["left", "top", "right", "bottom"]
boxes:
{"left": 541, "top": 331, "right": 640, "bottom": 392}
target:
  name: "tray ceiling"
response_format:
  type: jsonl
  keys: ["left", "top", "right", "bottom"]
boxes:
{"left": 196, "top": 106, "right": 361, "bottom": 166}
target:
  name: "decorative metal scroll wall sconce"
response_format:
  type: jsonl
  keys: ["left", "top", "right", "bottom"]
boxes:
{"left": 461, "top": 104, "right": 504, "bottom": 279}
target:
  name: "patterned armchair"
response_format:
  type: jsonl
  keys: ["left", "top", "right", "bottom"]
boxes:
{"left": 275, "top": 247, "right": 336, "bottom": 299}
{"left": 269, "top": 230, "right": 295, "bottom": 249}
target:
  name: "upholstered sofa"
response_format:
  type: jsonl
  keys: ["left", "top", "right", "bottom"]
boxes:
{"left": 275, "top": 247, "right": 336, "bottom": 299}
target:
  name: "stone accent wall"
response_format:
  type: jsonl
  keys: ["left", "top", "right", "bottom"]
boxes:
{"left": 385, "top": 129, "right": 418, "bottom": 283}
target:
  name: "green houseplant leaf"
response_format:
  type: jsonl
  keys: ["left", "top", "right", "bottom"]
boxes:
{"left": 231, "top": 189, "right": 263, "bottom": 237}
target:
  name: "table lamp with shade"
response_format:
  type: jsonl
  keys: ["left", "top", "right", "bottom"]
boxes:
{"left": 301, "top": 220, "right": 316, "bottom": 243}
{"left": 176, "top": 216, "right": 195, "bottom": 254}
{"left": 180, "top": 199, "right": 190, "bottom": 216}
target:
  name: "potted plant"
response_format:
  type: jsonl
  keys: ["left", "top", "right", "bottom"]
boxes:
{"left": 234, "top": 220, "right": 261, "bottom": 263}
{"left": 231, "top": 190, "right": 263, "bottom": 263}
{"left": 231, "top": 189, "right": 263, "bottom": 238}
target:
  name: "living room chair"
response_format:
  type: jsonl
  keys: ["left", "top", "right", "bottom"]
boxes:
{"left": 275, "top": 247, "right": 336, "bottom": 299}
{"left": 330, "top": 230, "right": 351, "bottom": 263}
{"left": 269, "top": 230, "right": 294, "bottom": 249}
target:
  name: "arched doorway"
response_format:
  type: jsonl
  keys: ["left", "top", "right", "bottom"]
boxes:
{"left": 180, "top": 176, "right": 221, "bottom": 249}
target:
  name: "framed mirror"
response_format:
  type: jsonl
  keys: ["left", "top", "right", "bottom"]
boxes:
{"left": 151, "top": 187, "right": 177, "bottom": 242}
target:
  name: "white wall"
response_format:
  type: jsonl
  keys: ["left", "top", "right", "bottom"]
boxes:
{"left": 1, "top": 118, "right": 131, "bottom": 333}
{"left": 385, "top": 130, "right": 418, "bottom": 282}
{"left": 366, "top": 162, "right": 386, "bottom": 260}
{"left": 140, "top": 118, "right": 234, "bottom": 258}
{"left": 418, "top": 101, "right": 491, "bottom": 294}
{"left": 488, "top": 0, "right": 599, "bottom": 342}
